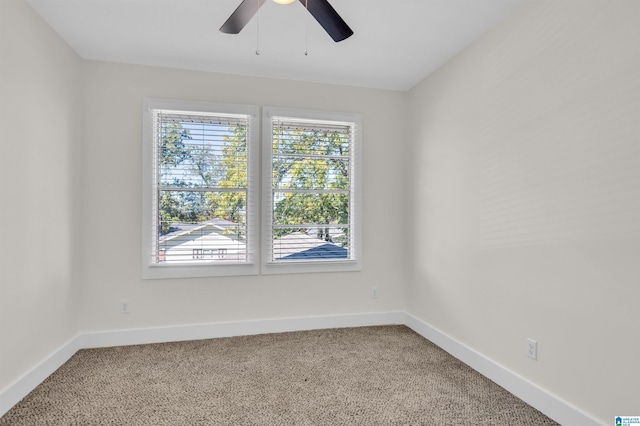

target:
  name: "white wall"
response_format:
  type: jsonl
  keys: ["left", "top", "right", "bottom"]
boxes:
{"left": 77, "top": 61, "right": 407, "bottom": 332}
{"left": 405, "top": 1, "right": 640, "bottom": 423}
{"left": 0, "top": 0, "right": 82, "bottom": 391}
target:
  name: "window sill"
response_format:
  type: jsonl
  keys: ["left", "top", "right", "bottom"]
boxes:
{"left": 261, "top": 259, "right": 361, "bottom": 275}
{"left": 142, "top": 262, "right": 259, "bottom": 280}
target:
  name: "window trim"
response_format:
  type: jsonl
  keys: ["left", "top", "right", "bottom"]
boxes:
{"left": 261, "top": 106, "right": 363, "bottom": 275}
{"left": 141, "top": 98, "right": 259, "bottom": 279}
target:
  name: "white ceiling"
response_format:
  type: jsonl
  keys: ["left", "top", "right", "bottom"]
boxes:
{"left": 26, "top": 0, "right": 524, "bottom": 91}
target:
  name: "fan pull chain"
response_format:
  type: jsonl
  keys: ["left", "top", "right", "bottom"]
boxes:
{"left": 255, "top": 0, "right": 261, "bottom": 55}
{"left": 304, "top": 0, "right": 309, "bottom": 56}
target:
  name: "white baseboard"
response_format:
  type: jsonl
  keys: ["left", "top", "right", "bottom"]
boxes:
{"left": 0, "top": 335, "right": 83, "bottom": 417}
{"left": 404, "top": 313, "right": 604, "bottom": 426}
{"left": 1, "top": 311, "right": 602, "bottom": 426}
{"left": 0, "top": 311, "right": 403, "bottom": 417}
{"left": 79, "top": 311, "right": 406, "bottom": 349}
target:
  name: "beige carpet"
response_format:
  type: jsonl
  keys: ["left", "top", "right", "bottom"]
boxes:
{"left": 0, "top": 325, "right": 557, "bottom": 425}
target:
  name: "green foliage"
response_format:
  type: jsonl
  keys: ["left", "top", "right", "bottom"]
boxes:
{"left": 158, "top": 123, "right": 208, "bottom": 234}
{"left": 157, "top": 119, "right": 350, "bottom": 244}
{"left": 160, "top": 123, "right": 190, "bottom": 167}
{"left": 158, "top": 188, "right": 209, "bottom": 234}
{"left": 272, "top": 128, "right": 350, "bottom": 242}
{"left": 205, "top": 125, "right": 247, "bottom": 230}
{"left": 158, "top": 121, "right": 249, "bottom": 236}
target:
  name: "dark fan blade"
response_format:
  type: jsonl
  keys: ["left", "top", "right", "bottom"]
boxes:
{"left": 220, "top": 0, "right": 267, "bottom": 34}
{"left": 299, "top": 0, "right": 353, "bottom": 42}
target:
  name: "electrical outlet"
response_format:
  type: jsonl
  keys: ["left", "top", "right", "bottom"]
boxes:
{"left": 371, "top": 287, "right": 379, "bottom": 299}
{"left": 120, "top": 300, "right": 130, "bottom": 314}
{"left": 527, "top": 338, "right": 537, "bottom": 360}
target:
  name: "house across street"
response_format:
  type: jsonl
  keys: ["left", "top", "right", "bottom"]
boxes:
{"left": 158, "top": 220, "right": 347, "bottom": 263}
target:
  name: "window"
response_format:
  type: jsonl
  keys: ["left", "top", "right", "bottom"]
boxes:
{"left": 142, "top": 99, "right": 259, "bottom": 279}
{"left": 262, "top": 107, "right": 362, "bottom": 274}
{"left": 142, "top": 101, "right": 361, "bottom": 279}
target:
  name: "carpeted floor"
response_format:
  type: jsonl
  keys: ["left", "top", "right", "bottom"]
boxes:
{"left": 0, "top": 325, "right": 558, "bottom": 425}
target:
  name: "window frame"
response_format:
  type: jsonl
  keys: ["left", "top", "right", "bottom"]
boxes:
{"left": 261, "top": 106, "right": 363, "bottom": 275}
{"left": 141, "top": 98, "right": 260, "bottom": 279}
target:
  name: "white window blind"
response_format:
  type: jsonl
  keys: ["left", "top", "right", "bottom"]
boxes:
{"left": 262, "top": 107, "right": 362, "bottom": 274}
{"left": 142, "top": 99, "right": 258, "bottom": 279}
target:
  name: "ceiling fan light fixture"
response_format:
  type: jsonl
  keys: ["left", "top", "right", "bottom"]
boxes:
{"left": 220, "top": 0, "right": 353, "bottom": 42}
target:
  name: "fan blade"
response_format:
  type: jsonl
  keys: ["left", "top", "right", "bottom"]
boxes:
{"left": 300, "top": 0, "right": 353, "bottom": 42}
{"left": 220, "top": 0, "right": 267, "bottom": 34}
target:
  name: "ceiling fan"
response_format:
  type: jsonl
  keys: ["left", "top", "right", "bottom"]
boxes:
{"left": 220, "top": 0, "right": 353, "bottom": 42}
